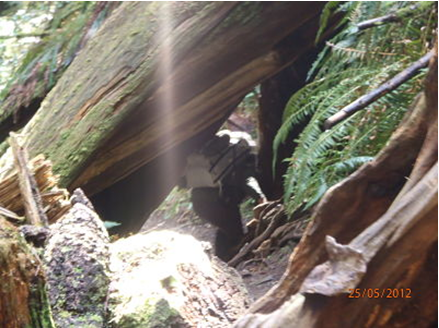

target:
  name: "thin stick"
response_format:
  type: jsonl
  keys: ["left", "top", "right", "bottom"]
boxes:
{"left": 324, "top": 52, "right": 433, "bottom": 130}
{"left": 9, "top": 133, "right": 48, "bottom": 226}
{"left": 228, "top": 205, "right": 285, "bottom": 267}
{"left": 357, "top": 3, "right": 421, "bottom": 30}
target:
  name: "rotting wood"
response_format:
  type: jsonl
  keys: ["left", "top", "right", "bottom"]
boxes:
{"left": 0, "top": 154, "right": 71, "bottom": 224}
{"left": 9, "top": 132, "right": 48, "bottom": 226}
{"left": 0, "top": 218, "right": 55, "bottom": 328}
{"left": 324, "top": 51, "right": 433, "bottom": 130}
{"left": 0, "top": 205, "right": 21, "bottom": 222}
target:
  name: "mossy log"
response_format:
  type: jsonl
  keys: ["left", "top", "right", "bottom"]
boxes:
{"left": 234, "top": 46, "right": 438, "bottom": 328}
{"left": 0, "top": 2, "right": 326, "bottom": 197}
{"left": 43, "top": 201, "right": 110, "bottom": 328}
{"left": 0, "top": 218, "right": 54, "bottom": 328}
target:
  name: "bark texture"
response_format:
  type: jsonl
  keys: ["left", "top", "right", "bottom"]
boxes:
{"left": 44, "top": 201, "right": 110, "bottom": 328}
{"left": 234, "top": 46, "right": 438, "bottom": 328}
{"left": 0, "top": 2, "right": 326, "bottom": 198}
{"left": 0, "top": 218, "right": 54, "bottom": 328}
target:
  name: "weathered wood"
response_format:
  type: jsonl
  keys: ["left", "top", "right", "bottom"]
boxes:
{"left": 324, "top": 52, "right": 433, "bottom": 130}
{"left": 0, "top": 218, "right": 55, "bottom": 328}
{"left": 0, "top": 2, "right": 327, "bottom": 197}
{"left": 9, "top": 133, "right": 48, "bottom": 226}
{"left": 0, "top": 204, "right": 20, "bottom": 221}
{"left": 0, "top": 154, "right": 71, "bottom": 223}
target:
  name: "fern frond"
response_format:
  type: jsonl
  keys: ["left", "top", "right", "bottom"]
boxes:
{"left": 278, "top": 1, "right": 435, "bottom": 216}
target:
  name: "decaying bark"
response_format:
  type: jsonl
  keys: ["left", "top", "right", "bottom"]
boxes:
{"left": 235, "top": 46, "right": 438, "bottom": 327}
{"left": 0, "top": 218, "right": 54, "bottom": 328}
{"left": 0, "top": 154, "right": 71, "bottom": 224}
{"left": 0, "top": 2, "right": 327, "bottom": 198}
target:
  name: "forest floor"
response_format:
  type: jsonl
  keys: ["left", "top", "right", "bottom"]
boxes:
{"left": 140, "top": 187, "right": 299, "bottom": 301}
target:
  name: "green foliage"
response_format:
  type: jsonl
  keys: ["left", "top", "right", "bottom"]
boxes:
{"left": 277, "top": 1, "right": 436, "bottom": 215}
{"left": 1, "top": 2, "right": 94, "bottom": 94}
{"left": 0, "top": 2, "right": 53, "bottom": 92}
{"left": 0, "top": 2, "right": 115, "bottom": 113}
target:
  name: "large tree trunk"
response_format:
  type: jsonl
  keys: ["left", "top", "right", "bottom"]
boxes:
{"left": 0, "top": 2, "right": 326, "bottom": 197}
{"left": 234, "top": 46, "right": 438, "bottom": 328}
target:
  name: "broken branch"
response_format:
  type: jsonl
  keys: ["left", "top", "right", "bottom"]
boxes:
{"left": 229, "top": 204, "right": 285, "bottom": 267}
{"left": 9, "top": 133, "right": 48, "bottom": 227}
{"left": 324, "top": 51, "right": 433, "bottom": 130}
{"left": 357, "top": 3, "right": 423, "bottom": 30}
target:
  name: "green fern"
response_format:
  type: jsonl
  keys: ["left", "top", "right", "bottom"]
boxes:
{"left": 277, "top": 1, "right": 436, "bottom": 216}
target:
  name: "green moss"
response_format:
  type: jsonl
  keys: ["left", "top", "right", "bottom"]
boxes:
{"left": 29, "top": 283, "right": 56, "bottom": 328}
{"left": 116, "top": 298, "right": 181, "bottom": 328}
{"left": 216, "top": 1, "right": 262, "bottom": 30}
{"left": 3, "top": 2, "right": 230, "bottom": 187}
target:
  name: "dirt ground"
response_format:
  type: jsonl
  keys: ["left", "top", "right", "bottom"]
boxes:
{"left": 140, "top": 187, "right": 299, "bottom": 301}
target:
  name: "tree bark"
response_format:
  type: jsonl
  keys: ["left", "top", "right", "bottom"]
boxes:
{"left": 235, "top": 46, "right": 437, "bottom": 328}
{"left": 0, "top": 218, "right": 54, "bottom": 328}
{"left": 0, "top": 2, "right": 327, "bottom": 197}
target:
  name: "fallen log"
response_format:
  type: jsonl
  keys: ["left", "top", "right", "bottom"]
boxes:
{"left": 0, "top": 2, "right": 119, "bottom": 141}
{"left": 0, "top": 2, "right": 327, "bottom": 197}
